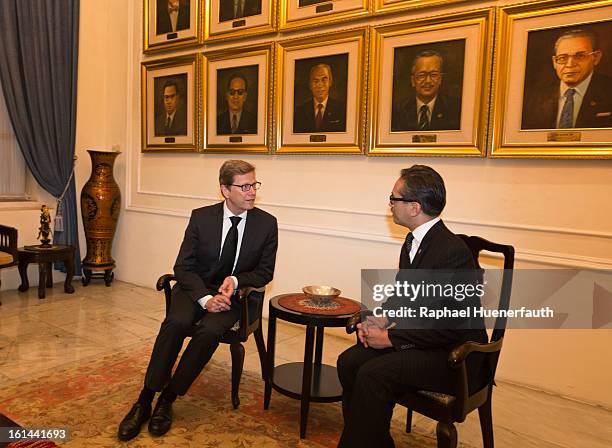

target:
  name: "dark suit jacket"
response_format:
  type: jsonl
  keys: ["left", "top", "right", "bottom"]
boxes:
{"left": 293, "top": 97, "right": 346, "bottom": 133}
{"left": 217, "top": 108, "right": 258, "bottom": 135}
{"left": 173, "top": 202, "right": 278, "bottom": 303}
{"left": 155, "top": 108, "right": 187, "bottom": 136}
{"left": 392, "top": 94, "right": 461, "bottom": 132}
{"left": 219, "top": 0, "right": 261, "bottom": 22}
{"left": 522, "top": 72, "right": 612, "bottom": 129}
{"left": 386, "top": 220, "right": 488, "bottom": 351}
{"left": 156, "top": 0, "right": 190, "bottom": 34}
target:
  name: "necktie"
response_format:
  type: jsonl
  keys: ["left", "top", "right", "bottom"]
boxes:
{"left": 400, "top": 233, "right": 414, "bottom": 269}
{"left": 315, "top": 104, "right": 323, "bottom": 131}
{"left": 165, "top": 116, "right": 172, "bottom": 133}
{"left": 231, "top": 114, "right": 238, "bottom": 133}
{"left": 214, "top": 216, "right": 242, "bottom": 286}
{"left": 418, "top": 105, "right": 429, "bottom": 130}
{"left": 558, "top": 88, "right": 576, "bottom": 128}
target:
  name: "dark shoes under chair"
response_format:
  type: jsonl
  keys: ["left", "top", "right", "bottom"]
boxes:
{"left": 117, "top": 397, "right": 173, "bottom": 441}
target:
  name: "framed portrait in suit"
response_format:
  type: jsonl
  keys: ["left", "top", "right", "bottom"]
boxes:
{"left": 142, "top": 55, "right": 200, "bottom": 152}
{"left": 279, "top": 0, "right": 369, "bottom": 31}
{"left": 144, "top": 0, "right": 202, "bottom": 52}
{"left": 203, "top": 44, "right": 273, "bottom": 152}
{"left": 368, "top": 8, "right": 493, "bottom": 156}
{"left": 372, "top": 0, "right": 468, "bottom": 16}
{"left": 492, "top": 0, "right": 612, "bottom": 158}
{"left": 276, "top": 28, "right": 368, "bottom": 154}
{"left": 205, "top": 0, "right": 276, "bottom": 42}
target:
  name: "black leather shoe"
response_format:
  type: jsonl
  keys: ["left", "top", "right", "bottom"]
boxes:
{"left": 118, "top": 402, "right": 151, "bottom": 441}
{"left": 148, "top": 397, "right": 173, "bottom": 436}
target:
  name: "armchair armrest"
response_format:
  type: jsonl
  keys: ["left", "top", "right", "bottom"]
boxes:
{"left": 156, "top": 274, "right": 176, "bottom": 291}
{"left": 0, "top": 225, "right": 18, "bottom": 258}
{"left": 346, "top": 310, "right": 373, "bottom": 334}
{"left": 448, "top": 338, "right": 503, "bottom": 369}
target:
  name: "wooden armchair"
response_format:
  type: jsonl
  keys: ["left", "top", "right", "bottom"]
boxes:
{"left": 347, "top": 235, "right": 514, "bottom": 448}
{"left": 0, "top": 225, "right": 19, "bottom": 305}
{"left": 156, "top": 274, "right": 267, "bottom": 409}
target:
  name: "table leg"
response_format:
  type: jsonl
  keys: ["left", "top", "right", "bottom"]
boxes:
{"left": 300, "top": 325, "right": 315, "bottom": 439}
{"left": 46, "top": 263, "right": 53, "bottom": 288}
{"left": 314, "top": 326, "right": 324, "bottom": 366}
{"left": 37, "top": 263, "right": 47, "bottom": 299}
{"left": 64, "top": 252, "right": 75, "bottom": 294}
{"left": 17, "top": 259, "right": 29, "bottom": 292}
{"left": 264, "top": 311, "right": 276, "bottom": 410}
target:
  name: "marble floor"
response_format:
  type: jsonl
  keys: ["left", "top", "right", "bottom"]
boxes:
{"left": 1, "top": 280, "right": 611, "bottom": 447}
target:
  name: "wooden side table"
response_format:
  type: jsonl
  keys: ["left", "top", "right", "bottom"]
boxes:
{"left": 17, "top": 245, "right": 76, "bottom": 299}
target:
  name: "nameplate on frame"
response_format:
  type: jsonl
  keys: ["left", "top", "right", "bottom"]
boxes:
{"left": 164, "top": 137, "right": 176, "bottom": 143}
{"left": 229, "top": 136, "right": 243, "bottom": 143}
{"left": 232, "top": 20, "right": 246, "bottom": 28}
{"left": 547, "top": 132, "right": 581, "bottom": 142}
{"left": 310, "top": 135, "right": 327, "bottom": 142}
{"left": 412, "top": 134, "right": 437, "bottom": 143}
{"left": 316, "top": 3, "right": 333, "bottom": 13}
{"left": 166, "top": 33, "right": 178, "bottom": 40}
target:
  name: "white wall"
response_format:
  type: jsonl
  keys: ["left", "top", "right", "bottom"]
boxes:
{"left": 72, "top": 0, "right": 612, "bottom": 408}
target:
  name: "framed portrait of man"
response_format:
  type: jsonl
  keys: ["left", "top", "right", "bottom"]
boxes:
{"left": 492, "top": 0, "right": 612, "bottom": 158}
{"left": 280, "top": 0, "right": 369, "bottom": 31}
{"left": 144, "top": 0, "right": 202, "bottom": 52}
{"left": 368, "top": 8, "right": 493, "bottom": 156}
{"left": 205, "top": 0, "right": 275, "bottom": 41}
{"left": 276, "top": 28, "right": 368, "bottom": 153}
{"left": 142, "top": 55, "right": 200, "bottom": 152}
{"left": 204, "top": 44, "right": 273, "bottom": 152}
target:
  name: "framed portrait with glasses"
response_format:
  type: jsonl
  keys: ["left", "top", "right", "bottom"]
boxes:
{"left": 203, "top": 44, "right": 273, "bottom": 153}
{"left": 368, "top": 8, "right": 494, "bottom": 156}
{"left": 141, "top": 54, "right": 200, "bottom": 152}
{"left": 491, "top": 0, "right": 612, "bottom": 158}
{"left": 144, "top": 0, "right": 202, "bottom": 52}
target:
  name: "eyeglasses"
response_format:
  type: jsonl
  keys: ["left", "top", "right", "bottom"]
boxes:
{"left": 553, "top": 51, "right": 597, "bottom": 65}
{"left": 163, "top": 93, "right": 177, "bottom": 100}
{"left": 230, "top": 182, "right": 261, "bottom": 192}
{"left": 228, "top": 89, "right": 246, "bottom": 96}
{"left": 413, "top": 71, "right": 442, "bottom": 82}
{"left": 389, "top": 195, "right": 419, "bottom": 203}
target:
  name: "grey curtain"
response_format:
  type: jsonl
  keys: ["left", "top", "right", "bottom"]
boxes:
{"left": 0, "top": 0, "right": 81, "bottom": 274}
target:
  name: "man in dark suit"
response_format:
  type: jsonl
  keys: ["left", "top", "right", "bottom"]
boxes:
{"left": 217, "top": 74, "right": 257, "bottom": 135}
{"left": 337, "top": 165, "right": 488, "bottom": 448}
{"left": 156, "top": 0, "right": 190, "bottom": 35}
{"left": 392, "top": 50, "right": 461, "bottom": 132}
{"left": 522, "top": 29, "right": 612, "bottom": 129}
{"left": 118, "top": 160, "right": 278, "bottom": 441}
{"left": 155, "top": 79, "right": 187, "bottom": 136}
{"left": 219, "top": 0, "right": 261, "bottom": 22}
{"left": 293, "top": 63, "right": 346, "bottom": 133}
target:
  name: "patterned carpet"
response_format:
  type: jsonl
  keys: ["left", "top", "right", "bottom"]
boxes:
{"left": 0, "top": 343, "right": 440, "bottom": 447}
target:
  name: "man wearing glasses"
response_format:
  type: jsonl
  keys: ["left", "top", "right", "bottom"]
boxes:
{"left": 155, "top": 79, "right": 188, "bottom": 136}
{"left": 522, "top": 29, "right": 612, "bottom": 129}
{"left": 118, "top": 160, "right": 277, "bottom": 441}
{"left": 217, "top": 74, "right": 258, "bottom": 135}
{"left": 337, "top": 165, "right": 487, "bottom": 448}
{"left": 392, "top": 50, "right": 461, "bottom": 132}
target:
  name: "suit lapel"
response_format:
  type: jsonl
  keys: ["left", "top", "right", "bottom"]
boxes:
{"left": 210, "top": 203, "right": 224, "bottom": 260}
{"left": 410, "top": 220, "right": 444, "bottom": 268}
{"left": 234, "top": 209, "right": 256, "bottom": 272}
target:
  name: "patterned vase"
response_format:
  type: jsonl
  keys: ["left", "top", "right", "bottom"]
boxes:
{"left": 80, "top": 150, "right": 121, "bottom": 286}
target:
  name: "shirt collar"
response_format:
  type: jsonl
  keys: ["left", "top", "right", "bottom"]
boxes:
{"left": 416, "top": 96, "right": 437, "bottom": 113}
{"left": 223, "top": 202, "right": 248, "bottom": 221}
{"left": 411, "top": 216, "right": 440, "bottom": 246}
{"left": 314, "top": 97, "right": 329, "bottom": 111}
{"left": 560, "top": 72, "right": 593, "bottom": 98}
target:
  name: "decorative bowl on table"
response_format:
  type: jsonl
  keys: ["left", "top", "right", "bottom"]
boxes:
{"left": 302, "top": 285, "right": 341, "bottom": 308}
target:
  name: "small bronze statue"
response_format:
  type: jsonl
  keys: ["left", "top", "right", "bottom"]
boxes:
{"left": 37, "top": 205, "right": 52, "bottom": 247}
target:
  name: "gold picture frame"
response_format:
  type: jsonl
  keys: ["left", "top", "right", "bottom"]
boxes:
{"left": 205, "top": 0, "right": 276, "bottom": 42}
{"left": 491, "top": 0, "right": 612, "bottom": 158}
{"left": 368, "top": 8, "right": 494, "bottom": 156}
{"left": 141, "top": 54, "right": 201, "bottom": 152}
{"left": 373, "top": 0, "right": 469, "bottom": 17}
{"left": 279, "top": 0, "right": 369, "bottom": 32}
{"left": 203, "top": 43, "right": 274, "bottom": 153}
{"left": 144, "top": 0, "right": 203, "bottom": 53}
{"left": 275, "top": 28, "right": 369, "bottom": 154}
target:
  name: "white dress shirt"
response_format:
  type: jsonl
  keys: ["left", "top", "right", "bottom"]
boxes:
{"left": 408, "top": 217, "right": 440, "bottom": 263}
{"left": 416, "top": 97, "right": 438, "bottom": 125}
{"left": 556, "top": 72, "right": 593, "bottom": 127}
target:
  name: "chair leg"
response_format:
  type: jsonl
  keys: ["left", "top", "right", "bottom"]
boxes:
{"left": 436, "top": 422, "right": 457, "bottom": 448}
{"left": 405, "top": 408, "right": 413, "bottom": 433}
{"left": 254, "top": 326, "right": 266, "bottom": 380}
{"left": 479, "top": 395, "right": 494, "bottom": 448}
{"left": 230, "top": 342, "right": 245, "bottom": 409}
